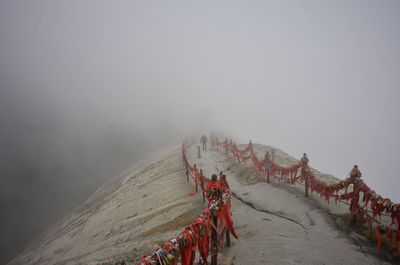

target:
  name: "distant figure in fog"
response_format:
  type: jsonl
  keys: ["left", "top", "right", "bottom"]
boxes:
{"left": 200, "top": 135, "right": 208, "bottom": 151}
{"left": 300, "top": 153, "right": 309, "bottom": 167}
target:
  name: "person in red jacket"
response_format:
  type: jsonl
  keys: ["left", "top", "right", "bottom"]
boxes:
{"left": 350, "top": 165, "right": 362, "bottom": 179}
{"left": 205, "top": 174, "right": 220, "bottom": 204}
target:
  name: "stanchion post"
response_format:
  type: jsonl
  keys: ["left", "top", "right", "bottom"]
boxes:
{"left": 197, "top": 145, "right": 201, "bottom": 159}
{"left": 268, "top": 149, "right": 276, "bottom": 184}
{"left": 301, "top": 153, "right": 309, "bottom": 198}
{"left": 211, "top": 214, "right": 218, "bottom": 265}
{"left": 350, "top": 165, "right": 362, "bottom": 225}
{"left": 200, "top": 170, "right": 205, "bottom": 203}
{"left": 305, "top": 176, "right": 309, "bottom": 198}
{"left": 186, "top": 168, "right": 189, "bottom": 182}
{"left": 351, "top": 180, "right": 359, "bottom": 225}
{"left": 234, "top": 142, "right": 240, "bottom": 163}
{"left": 195, "top": 170, "right": 198, "bottom": 192}
{"left": 225, "top": 228, "right": 231, "bottom": 247}
{"left": 201, "top": 181, "right": 205, "bottom": 203}
{"left": 265, "top": 151, "right": 271, "bottom": 183}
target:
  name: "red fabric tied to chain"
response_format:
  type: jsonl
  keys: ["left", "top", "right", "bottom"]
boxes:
{"left": 218, "top": 196, "right": 239, "bottom": 240}
{"left": 137, "top": 256, "right": 154, "bottom": 265}
{"left": 192, "top": 218, "right": 211, "bottom": 265}
{"left": 180, "top": 228, "right": 197, "bottom": 265}
{"left": 160, "top": 240, "right": 179, "bottom": 265}
{"left": 197, "top": 232, "right": 209, "bottom": 264}
{"left": 211, "top": 137, "right": 400, "bottom": 256}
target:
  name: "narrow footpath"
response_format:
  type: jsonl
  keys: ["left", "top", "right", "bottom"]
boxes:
{"left": 185, "top": 144, "right": 392, "bottom": 265}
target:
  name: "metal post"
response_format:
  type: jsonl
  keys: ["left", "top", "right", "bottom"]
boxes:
{"left": 211, "top": 215, "right": 218, "bottom": 265}
{"left": 195, "top": 169, "right": 198, "bottom": 192}
{"left": 234, "top": 143, "right": 240, "bottom": 163}
{"left": 269, "top": 149, "right": 275, "bottom": 184}
{"left": 351, "top": 180, "right": 359, "bottom": 225}
{"left": 186, "top": 168, "right": 189, "bottom": 182}
{"left": 301, "top": 153, "right": 309, "bottom": 198}
{"left": 225, "top": 228, "right": 231, "bottom": 247}
{"left": 197, "top": 146, "right": 201, "bottom": 159}
{"left": 200, "top": 174, "right": 205, "bottom": 203}
{"left": 305, "top": 176, "right": 309, "bottom": 198}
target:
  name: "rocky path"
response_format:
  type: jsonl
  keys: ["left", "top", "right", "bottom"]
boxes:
{"left": 185, "top": 145, "right": 392, "bottom": 265}
{"left": 9, "top": 143, "right": 395, "bottom": 265}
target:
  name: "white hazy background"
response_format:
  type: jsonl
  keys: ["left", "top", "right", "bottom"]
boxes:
{"left": 0, "top": 0, "right": 399, "bottom": 262}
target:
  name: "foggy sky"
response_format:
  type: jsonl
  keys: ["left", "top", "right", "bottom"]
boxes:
{"left": 1, "top": 0, "right": 400, "bottom": 263}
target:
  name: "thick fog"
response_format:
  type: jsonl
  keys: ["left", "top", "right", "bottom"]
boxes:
{"left": 1, "top": 1, "right": 400, "bottom": 264}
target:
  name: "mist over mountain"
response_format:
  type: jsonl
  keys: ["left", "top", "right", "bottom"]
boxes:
{"left": 1, "top": 1, "right": 400, "bottom": 264}
{"left": 0, "top": 85, "right": 187, "bottom": 264}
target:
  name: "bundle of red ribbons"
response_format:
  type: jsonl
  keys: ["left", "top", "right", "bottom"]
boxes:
{"left": 211, "top": 136, "right": 400, "bottom": 253}
{"left": 136, "top": 143, "right": 238, "bottom": 265}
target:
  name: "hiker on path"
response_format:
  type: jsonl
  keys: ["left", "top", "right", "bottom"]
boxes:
{"left": 200, "top": 135, "right": 208, "bottom": 151}
{"left": 350, "top": 165, "right": 362, "bottom": 180}
{"left": 205, "top": 174, "right": 221, "bottom": 205}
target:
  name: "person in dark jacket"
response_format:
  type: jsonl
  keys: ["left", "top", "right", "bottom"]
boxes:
{"left": 200, "top": 135, "right": 208, "bottom": 151}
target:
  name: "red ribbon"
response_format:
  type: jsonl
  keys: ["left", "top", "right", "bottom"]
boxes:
{"left": 218, "top": 201, "right": 239, "bottom": 240}
{"left": 180, "top": 228, "right": 196, "bottom": 265}
{"left": 211, "top": 136, "right": 400, "bottom": 253}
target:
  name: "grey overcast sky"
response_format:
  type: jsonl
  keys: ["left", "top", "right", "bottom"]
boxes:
{"left": 1, "top": 0, "right": 399, "bottom": 210}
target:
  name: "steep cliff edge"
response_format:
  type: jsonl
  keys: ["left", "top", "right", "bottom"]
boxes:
{"left": 9, "top": 145, "right": 203, "bottom": 265}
